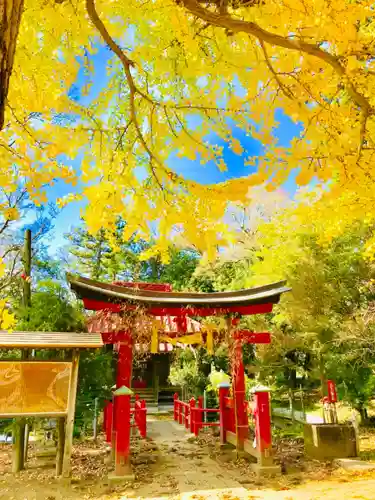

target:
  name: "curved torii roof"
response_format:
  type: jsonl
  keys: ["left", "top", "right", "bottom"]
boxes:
{"left": 67, "top": 274, "right": 290, "bottom": 315}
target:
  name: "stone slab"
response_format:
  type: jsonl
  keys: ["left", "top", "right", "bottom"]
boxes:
{"left": 334, "top": 458, "right": 375, "bottom": 471}
{"left": 35, "top": 448, "right": 56, "bottom": 458}
{"left": 304, "top": 424, "right": 357, "bottom": 460}
{"left": 107, "top": 472, "right": 135, "bottom": 485}
{"left": 251, "top": 463, "right": 281, "bottom": 478}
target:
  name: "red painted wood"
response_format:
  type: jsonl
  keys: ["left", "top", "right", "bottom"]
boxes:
{"left": 219, "top": 387, "right": 229, "bottom": 444}
{"left": 234, "top": 331, "right": 271, "bottom": 344}
{"left": 101, "top": 331, "right": 129, "bottom": 343}
{"left": 197, "top": 396, "right": 203, "bottom": 433}
{"left": 83, "top": 298, "right": 274, "bottom": 317}
{"left": 253, "top": 390, "right": 272, "bottom": 452}
{"left": 178, "top": 401, "right": 183, "bottom": 425}
{"left": 140, "top": 400, "right": 147, "bottom": 438}
{"left": 327, "top": 380, "right": 338, "bottom": 403}
{"left": 114, "top": 394, "right": 131, "bottom": 475}
{"left": 185, "top": 402, "right": 189, "bottom": 429}
{"left": 189, "top": 398, "right": 196, "bottom": 434}
{"left": 113, "top": 333, "right": 133, "bottom": 475}
{"left": 116, "top": 334, "right": 133, "bottom": 388}
{"left": 174, "top": 393, "right": 178, "bottom": 421}
{"left": 174, "top": 315, "right": 188, "bottom": 333}
{"left": 232, "top": 340, "right": 249, "bottom": 449}
{"left": 84, "top": 299, "right": 123, "bottom": 312}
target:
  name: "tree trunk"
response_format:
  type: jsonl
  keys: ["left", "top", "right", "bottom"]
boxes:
{"left": 56, "top": 417, "right": 66, "bottom": 476}
{"left": 0, "top": 0, "right": 25, "bottom": 130}
{"left": 12, "top": 418, "right": 25, "bottom": 473}
{"left": 358, "top": 406, "right": 369, "bottom": 425}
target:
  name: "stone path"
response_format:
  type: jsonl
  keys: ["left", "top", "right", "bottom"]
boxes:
{"left": 131, "top": 418, "right": 249, "bottom": 499}
{"left": 124, "top": 417, "right": 375, "bottom": 500}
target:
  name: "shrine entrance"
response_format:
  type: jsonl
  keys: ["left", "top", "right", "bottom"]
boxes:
{"left": 68, "top": 274, "right": 289, "bottom": 479}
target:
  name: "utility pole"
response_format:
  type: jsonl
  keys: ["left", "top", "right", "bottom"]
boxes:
{"left": 22, "top": 229, "right": 31, "bottom": 311}
{"left": 13, "top": 229, "right": 32, "bottom": 472}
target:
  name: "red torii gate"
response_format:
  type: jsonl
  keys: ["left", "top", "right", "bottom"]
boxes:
{"left": 68, "top": 274, "right": 289, "bottom": 477}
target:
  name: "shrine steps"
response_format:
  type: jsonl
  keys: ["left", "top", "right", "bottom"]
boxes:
{"left": 132, "top": 388, "right": 158, "bottom": 406}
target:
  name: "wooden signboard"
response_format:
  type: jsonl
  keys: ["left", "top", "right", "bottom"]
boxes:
{"left": 0, "top": 361, "right": 72, "bottom": 417}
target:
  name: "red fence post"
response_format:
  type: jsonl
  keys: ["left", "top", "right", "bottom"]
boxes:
{"left": 253, "top": 387, "right": 272, "bottom": 466}
{"left": 185, "top": 403, "right": 190, "bottom": 429}
{"left": 219, "top": 383, "right": 230, "bottom": 445}
{"left": 174, "top": 393, "right": 178, "bottom": 421}
{"left": 189, "top": 398, "right": 196, "bottom": 434}
{"left": 140, "top": 400, "right": 147, "bottom": 438}
{"left": 193, "top": 407, "right": 199, "bottom": 436}
{"left": 197, "top": 396, "right": 203, "bottom": 433}
{"left": 113, "top": 333, "right": 133, "bottom": 476}
{"left": 113, "top": 391, "right": 132, "bottom": 476}
{"left": 178, "top": 399, "right": 183, "bottom": 425}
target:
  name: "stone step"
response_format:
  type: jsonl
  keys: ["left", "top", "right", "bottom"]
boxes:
{"left": 35, "top": 448, "right": 57, "bottom": 458}
{"left": 334, "top": 458, "right": 375, "bottom": 471}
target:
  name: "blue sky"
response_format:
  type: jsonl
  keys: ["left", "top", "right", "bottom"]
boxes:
{"left": 41, "top": 44, "right": 301, "bottom": 255}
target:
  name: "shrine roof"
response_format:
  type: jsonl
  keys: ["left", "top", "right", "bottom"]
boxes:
{"left": 67, "top": 274, "right": 290, "bottom": 308}
{"left": 0, "top": 330, "right": 103, "bottom": 349}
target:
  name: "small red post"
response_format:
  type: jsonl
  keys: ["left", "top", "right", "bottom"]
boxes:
{"left": 327, "top": 380, "right": 337, "bottom": 403}
{"left": 253, "top": 387, "right": 272, "bottom": 465}
{"left": 174, "top": 393, "right": 178, "bottom": 421}
{"left": 140, "top": 400, "right": 147, "bottom": 438}
{"left": 114, "top": 392, "right": 132, "bottom": 475}
{"left": 198, "top": 396, "right": 203, "bottom": 433}
{"left": 189, "top": 398, "right": 196, "bottom": 434}
{"left": 219, "top": 384, "right": 230, "bottom": 445}
{"left": 193, "top": 408, "right": 199, "bottom": 436}
{"left": 178, "top": 400, "right": 183, "bottom": 425}
{"left": 113, "top": 332, "right": 133, "bottom": 476}
{"left": 185, "top": 403, "right": 190, "bottom": 429}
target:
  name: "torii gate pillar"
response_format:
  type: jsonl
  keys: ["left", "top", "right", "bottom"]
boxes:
{"left": 232, "top": 338, "right": 249, "bottom": 451}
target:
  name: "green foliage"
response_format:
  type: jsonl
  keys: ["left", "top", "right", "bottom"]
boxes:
{"left": 169, "top": 348, "right": 207, "bottom": 397}
{"left": 75, "top": 349, "right": 115, "bottom": 432}
{"left": 156, "top": 248, "right": 200, "bottom": 291}
{"left": 17, "top": 280, "right": 85, "bottom": 332}
{"left": 189, "top": 221, "right": 375, "bottom": 419}
{"left": 65, "top": 222, "right": 146, "bottom": 281}
{"left": 189, "top": 258, "right": 250, "bottom": 292}
{"left": 65, "top": 222, "right": 200, "bottom": 289}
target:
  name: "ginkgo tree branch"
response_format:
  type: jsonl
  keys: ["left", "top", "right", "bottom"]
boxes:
{"left": 258, "top": 39, "right": 293, "bottom": 101}
{"left": 179, "top": 0, "right": 372, "bottom": 116}
{"left": 86, "top": 0, "right": 167, "bottom": 190}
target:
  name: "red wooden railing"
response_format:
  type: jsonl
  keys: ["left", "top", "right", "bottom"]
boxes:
{"left": 104, "top": 395, "right": 147, "bottom": 444}
{"left": 174, "top": 387, "right": 272, "bottom": 456}
{"left": 131, "top": 395, "right": 147, "bottom": 438}
{"left": 174, "top": 393, "right": 221, "bottom": 436}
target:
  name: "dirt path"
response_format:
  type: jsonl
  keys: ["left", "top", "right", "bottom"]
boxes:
{"left": 128, "top": 418, "right": 249, "bottom": 499}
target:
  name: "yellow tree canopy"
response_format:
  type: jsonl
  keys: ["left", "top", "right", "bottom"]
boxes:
{"left": 2, "top": 0, "right": 375, "bottom": 258}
